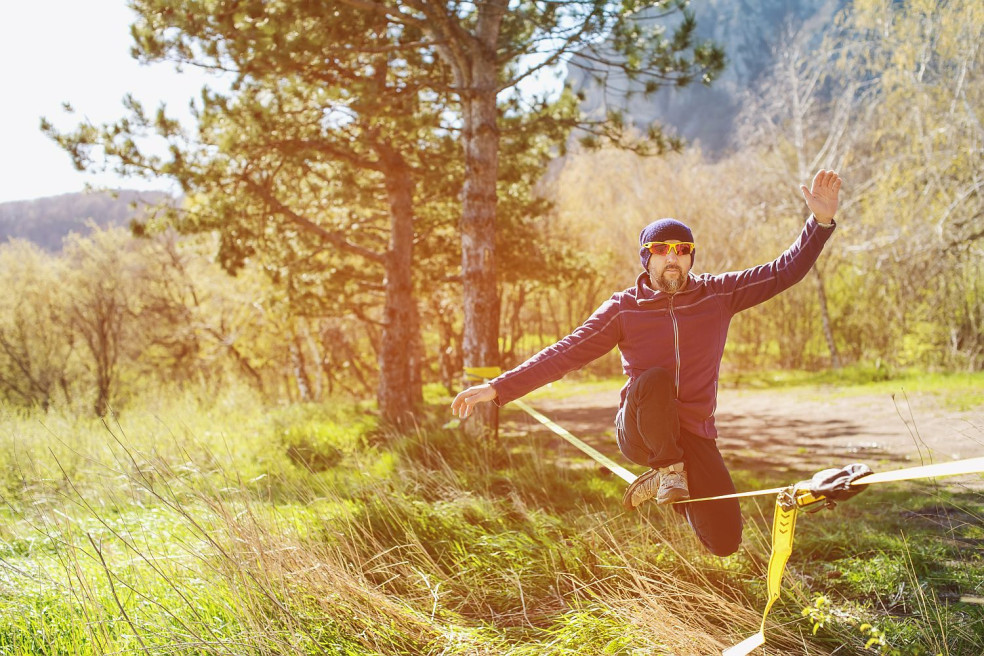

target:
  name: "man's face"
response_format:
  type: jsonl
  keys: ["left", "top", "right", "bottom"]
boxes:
{"left": 646, "top": 241, "right": 692, "bottom": 294}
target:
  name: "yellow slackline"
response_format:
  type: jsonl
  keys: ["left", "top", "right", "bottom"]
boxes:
{"left": 463, "top": 367, "right": 640, "bottom": 483}
{"left": 463, "top": 366, "right": 505, "bottom": 382}
{"left": 464, "top": 367, "right": 637, "bottom": 484}
{"left": 460, "top": 370, "right": 984, "bottom": 655}
{"left": 512, "top": 399, "right": 639, "bottom": 484}
{"left": 842, "top": 457, "right": 984, "bottom": 486}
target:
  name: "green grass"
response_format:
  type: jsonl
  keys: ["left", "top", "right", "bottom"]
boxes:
{"left": 0, "top": 382, "right": 980, "bottom": 655}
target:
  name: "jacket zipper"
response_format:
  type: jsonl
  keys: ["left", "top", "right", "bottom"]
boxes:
{"left": 668, "top": 295, "right": 681, "bottom": 398}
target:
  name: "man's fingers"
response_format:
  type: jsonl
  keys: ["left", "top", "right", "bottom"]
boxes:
{"left": 806, "top": 171, "right": 843, "bottom": 201}
{"left": 451, "top": 385, "right": 493, "bottom": 418}
{"left": 813, "top": 169, "right": 842, "bottom": 194}
{"left": 802, "top": 170, "right": 842, "bottom": 224}
{"left": 450, "top": 391, "right": 467, "bottom": 417}
{"left": 455, "top": 396, "right": 474, "bottom": 417}
{"left": 814, "top": 169, "right": 830, "bottom": 191}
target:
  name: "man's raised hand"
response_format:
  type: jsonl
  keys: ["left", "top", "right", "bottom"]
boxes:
{"left": 800, "top": 170, "right": 842, "bottom": 225}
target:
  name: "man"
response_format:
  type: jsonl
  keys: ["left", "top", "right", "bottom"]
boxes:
{"left": 451, "top": 170, "right": 842, "bottom": 556}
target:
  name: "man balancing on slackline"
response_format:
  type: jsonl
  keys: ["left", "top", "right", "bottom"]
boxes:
{"left": 451, "top": 170, "right": 842, "bottom": 557}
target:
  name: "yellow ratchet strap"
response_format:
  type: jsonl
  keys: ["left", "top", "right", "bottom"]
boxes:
{"left": 723, "top": 492, "right": 802, "bottom": 656}
{"left": 724, "top": 456, "right": 984, "bottom": 655}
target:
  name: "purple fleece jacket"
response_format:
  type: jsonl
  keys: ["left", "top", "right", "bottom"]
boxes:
{"left": 490, "top": 216, "right": 836, "bottom": 439}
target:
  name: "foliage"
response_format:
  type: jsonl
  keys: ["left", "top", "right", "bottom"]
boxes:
{"left": 0, "top": 241, "right": 74, "bottom": 409}
{"left": 0, "top": 229, "right": 320, "bottom": 415}
{"left": 43, "top": 1, "right": 727, "bottom": 432}
{"left": 802, "top": 596, "right": 918, "bottom": 655}
{"left": 734, "top": 0, "right": 984, "bottom": 372}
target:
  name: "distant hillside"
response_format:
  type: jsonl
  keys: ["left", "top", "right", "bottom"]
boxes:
{"left": 0, "top": 190, "right": 175, "bottom": 251}
{"left": 568, "top": 0, "right": 847, "bottom": 155}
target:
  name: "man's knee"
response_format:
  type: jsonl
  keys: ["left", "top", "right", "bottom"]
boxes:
{"left": 687, "top": 502, "right": 743, "bottom": 557}
{"left": 702, "top": 533, "right": 742, "bottom": 557}
{"left": 633, "top": 367, "right": 675, "bottom": 400}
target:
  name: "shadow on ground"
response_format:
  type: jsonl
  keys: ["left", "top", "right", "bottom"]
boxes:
{"left": 501, "top": 387, "right": 979, "bottom": 485}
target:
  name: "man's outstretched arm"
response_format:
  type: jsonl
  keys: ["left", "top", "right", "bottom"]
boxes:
{"left": 801, "top": 169, "right": 842, "bottom": 224}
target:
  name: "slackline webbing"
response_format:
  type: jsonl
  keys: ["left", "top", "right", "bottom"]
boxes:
{"left": 463, "top": 367, "right": 640, "bottom": 484}
{"left": 512, "top": 399, "right": 638, "bottom": 484}
{"left": 677, "top": 457, "right": 984, "bottom": 506}
{"left": 498, "top": 392, "right": 984, "bottom": 655}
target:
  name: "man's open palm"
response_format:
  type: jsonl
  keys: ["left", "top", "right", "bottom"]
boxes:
{"left": 800, "top": 170, "right": 842, "bottom": 224}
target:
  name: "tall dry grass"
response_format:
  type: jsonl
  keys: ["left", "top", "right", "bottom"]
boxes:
{"left": 1, "top": 388, "right": 979, "bottom": 654}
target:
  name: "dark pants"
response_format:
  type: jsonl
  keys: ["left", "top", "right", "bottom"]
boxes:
{"left": 616, "top": 368, "right": 743, "bottom": 556}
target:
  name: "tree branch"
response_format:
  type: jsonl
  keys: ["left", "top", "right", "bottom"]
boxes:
{"left": 335, "top": 0, "right": 428, "bottom": 30}
{"left": 242, "top": 177, "right": 386, "bottom": 264}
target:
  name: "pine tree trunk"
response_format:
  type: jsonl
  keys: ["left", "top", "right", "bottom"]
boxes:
{"left": 426, "top": 0, "right": 506, "bottom": 437}
{"left": 460, "top": 72, "right": 502, "bottom": 438}
{"left": 376, "top": 144, "right": 420, "bottom": 426}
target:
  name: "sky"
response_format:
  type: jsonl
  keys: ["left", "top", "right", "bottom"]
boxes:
{"left": 0, "top": 2, "right": 569, "bottom": 206}
{"left": 0, "top": 1, "right": 220, "bottom": 204}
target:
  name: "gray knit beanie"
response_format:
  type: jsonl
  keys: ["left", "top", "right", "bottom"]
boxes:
{"left": 638, "top": 218, "right": 695, "bottom": 270}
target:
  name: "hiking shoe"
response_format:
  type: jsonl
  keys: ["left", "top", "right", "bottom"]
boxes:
{"left": 622, "top": 468, "right": 661, "bottom": 509}
{"left": 657, "top": 462, "right": 689, "bottom": 505}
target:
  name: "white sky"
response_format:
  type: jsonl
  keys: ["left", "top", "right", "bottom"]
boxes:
{"left": 0, "top": 1, "right": 218, "bottom": 203}
{"left": 0, "top": 2, "right": 566, "bottom": 205}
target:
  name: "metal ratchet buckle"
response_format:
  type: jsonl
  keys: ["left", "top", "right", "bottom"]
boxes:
{"left": 778, "top": 484, "right": 833, "bottom": 513}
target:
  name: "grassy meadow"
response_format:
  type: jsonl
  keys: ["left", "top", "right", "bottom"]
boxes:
{"left": 0, "top": 375, "right": 981, "bottom": 655}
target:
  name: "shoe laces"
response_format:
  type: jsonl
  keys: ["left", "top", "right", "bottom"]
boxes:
{"left": 660, "top": 469, "right": 686, "bottom": 489}
{"left": 632, "top": 471, "right": 661, "bottom": 503}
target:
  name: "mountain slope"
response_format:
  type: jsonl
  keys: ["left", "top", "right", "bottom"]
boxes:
{"left": 567, "top": 0, "right": 847, "bottom": 154}
{"left": 0, "top": 190, "right": 172, "bottom": 251}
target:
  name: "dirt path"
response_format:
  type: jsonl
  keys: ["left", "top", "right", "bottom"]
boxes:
{"left": 502, "top": 385, "right": 984, "bottom": 482}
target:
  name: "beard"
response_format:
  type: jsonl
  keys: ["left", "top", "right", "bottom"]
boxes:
{"left": 653, "top": 267, "right": 684, "bottom": 293}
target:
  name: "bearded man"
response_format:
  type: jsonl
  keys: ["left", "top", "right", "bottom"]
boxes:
{"left": 452, "top": 170, "right": 842, "bottom": 556}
